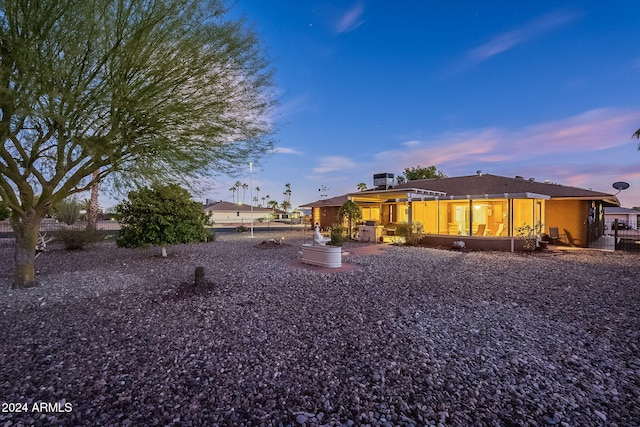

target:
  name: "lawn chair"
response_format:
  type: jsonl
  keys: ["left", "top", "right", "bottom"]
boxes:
{"left": 548, "top": 227, "right": 563, "bottom": 244}
{"left": 474, "top": 224, "right": 486, "bottom": 236}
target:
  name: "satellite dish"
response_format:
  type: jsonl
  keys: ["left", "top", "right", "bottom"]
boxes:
{"left": 612, "top": 181, "right": 630, "bottom": 191}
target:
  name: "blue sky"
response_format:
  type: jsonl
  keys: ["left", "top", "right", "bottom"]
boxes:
{"left": 206, "top": 0, "right": 640, "bottom": 209}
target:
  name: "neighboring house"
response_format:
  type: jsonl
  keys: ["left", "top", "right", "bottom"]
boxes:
{"left": 202, "top": 200, "right": 283, "bottom": 225}
{"left": 604, "top": 206, "right": 640, "bottom": 230}
{"left": 304, "top": 172, "right": 620, "bottom": 248}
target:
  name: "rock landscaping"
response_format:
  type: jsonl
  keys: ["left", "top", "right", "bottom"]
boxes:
{"left": 0, "top": 232, "right": 638, "bottom": 426}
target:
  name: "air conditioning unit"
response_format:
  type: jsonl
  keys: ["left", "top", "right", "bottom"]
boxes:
{"left": 373, "top": 173, "right": 394, "bottom": 189}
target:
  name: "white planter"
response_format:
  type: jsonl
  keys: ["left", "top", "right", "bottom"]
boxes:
{"left": 301, "top": 244, "right": 342, "bottom": 268}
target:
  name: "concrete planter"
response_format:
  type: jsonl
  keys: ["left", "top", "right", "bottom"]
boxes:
{"left": 301, "top": 244, "right": 342, "bottom": 268}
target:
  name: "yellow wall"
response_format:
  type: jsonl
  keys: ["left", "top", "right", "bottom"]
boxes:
{"left": 545, "top": 200, "right": 588, "bottom": 246}
{"left": 361, "top": 206, "right": 380, "bottom": 222}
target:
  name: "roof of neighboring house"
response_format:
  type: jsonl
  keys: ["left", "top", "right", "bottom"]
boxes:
{"left": 604, "top": 207, "right": 640, "bottom": 214}
{"left": 299, "top": 194, "right": 349, "bottom": 208}
{"left": 203, "top": 200, "right": 282, "bottom": 213}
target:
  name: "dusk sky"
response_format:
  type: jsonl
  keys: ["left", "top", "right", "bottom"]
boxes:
{"left": 207, "top": 1, "right": 640, "bottom": 209}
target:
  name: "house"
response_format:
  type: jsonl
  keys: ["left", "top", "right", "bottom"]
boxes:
{"left": 300, "top": 195, "right": 350, "bottom": 230}
{"left": 604, "top": 206, "right": 640, "bottom": 230}
{"left": 303, "top": 172, "right": 620, "bottom": 248}
{"left": 202, "top": 200, "right": 284, "bottom": 225}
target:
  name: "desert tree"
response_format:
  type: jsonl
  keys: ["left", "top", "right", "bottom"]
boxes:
{"left": 402, "top": 165, "right": 447, "bottom": 181}
{"left": 338, "top": 199, "right": 362, "bottom": 239}
{"left": 0, "top": 0, "right": 276, "bottom": 288}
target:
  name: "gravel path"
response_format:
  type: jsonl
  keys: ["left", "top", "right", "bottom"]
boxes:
{"left": 0, "top": 232, "right": 639, "bottom": 426}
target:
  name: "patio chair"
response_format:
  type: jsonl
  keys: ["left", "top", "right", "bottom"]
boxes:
{"left": 474, "top": 224, "right": 486, "bottom": 236}
{"left": 548, "top": 227, "right": 563, "bottom": 244}
{"left": 495, "top": 223, "right": 504, "bottom": 236}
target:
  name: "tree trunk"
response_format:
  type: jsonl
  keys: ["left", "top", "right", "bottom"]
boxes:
{"left": 87, "top": 169, "right": 100, "bottom": 230}
{"left": 11, "top": 212, "right": 42, "bottom": 288}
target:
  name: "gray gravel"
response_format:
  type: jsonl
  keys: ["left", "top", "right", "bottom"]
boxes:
{"left": 0, "top": 231, "right": 639, "bottom": 426}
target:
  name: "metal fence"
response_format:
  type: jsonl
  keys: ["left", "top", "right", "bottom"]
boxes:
{"left": 588, "top": 219, "right": 640, "bottom": 252}
{"left": 0, "top": 219, "right": 121, "bottom": 238}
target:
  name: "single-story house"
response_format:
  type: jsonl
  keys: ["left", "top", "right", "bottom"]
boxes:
{"left": 604, "top": 206, "right": 639, "bottom": 230}
{"left": 303, "top": 172, "right": 620, "bottom": 248}
{"left": 202, "top": 200, "right": 285, "bottom": 225}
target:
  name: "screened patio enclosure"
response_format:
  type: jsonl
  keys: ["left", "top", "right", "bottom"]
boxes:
{"left": 349, "top": 189, "right": 550, "bottom": 238}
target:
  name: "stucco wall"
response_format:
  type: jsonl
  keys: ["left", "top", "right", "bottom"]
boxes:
{"left": 545, "top": 200, "right": 588, "bottom": 246}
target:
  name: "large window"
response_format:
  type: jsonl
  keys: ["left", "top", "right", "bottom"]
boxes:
{"left": 471, "top": 199, "right": 508, "bottom": 236}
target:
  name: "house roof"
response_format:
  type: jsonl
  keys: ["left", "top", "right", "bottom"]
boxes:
{"left": 203, "top": 200, "right": 282, "bottom": 213}
{"left": 604, "top": 207, "right": 640, "bottom": 215}
{"left": 391, "top": 174, "right": 617, "bottom": 200}
{"left": 302, "top": 174, "right": 620, "bottom": 208}
{"left": 299, "top": 194, "right": 349, "bottom": 208}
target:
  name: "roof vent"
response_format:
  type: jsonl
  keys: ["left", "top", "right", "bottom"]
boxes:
{"left": 476, "top": 170, "right": 483, "bottom": 176}
{"left": 544, "top": 179, "right": 551, "bottom": 184}
{"left": 515, "top": 175, "right": 524, "bottom": 180}
{"left": 528, "top": 177, "right": 535, "bottom": 182}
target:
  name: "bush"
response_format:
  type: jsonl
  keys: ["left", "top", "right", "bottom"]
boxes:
{"left": 329, "top": 223, "right": 344, "bottom": 246}
{"left": 55, "top": 196, "right": 81, "bottom": 225}
{"left": 115, "top": 184, "right": 210, "bottom": 253}
{"left": 235, "top": 225, "right": 249, "bottom": 233}
{"left": 53, "top": 229, "right": 104, "bottom": 250}
{"left": 396, "top": 221, "right": 425, "bottom": 245}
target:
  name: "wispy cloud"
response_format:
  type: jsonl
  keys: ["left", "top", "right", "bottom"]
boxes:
{"left": 372, "top": 108, "right": 640, "bottom": 179}
{"left": 313, "top": 156, "right": 356, "bottom": 173}
{"left": 272, "top": 146, "right": 303, "bottom": 155}
{"left": 335, "top": 2, "right": 365, "bottom": 34}
{"left": 454, "top": 9, "right": 581, "bottom": 73}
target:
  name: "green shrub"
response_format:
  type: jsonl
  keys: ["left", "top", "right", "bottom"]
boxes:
{"left": 54, "top": 229, "right": 104, "bottom": 250}
{"left": 55, "top": 196, "right": 81, "bottom": 225}
{"left": 396, "top": 221, "right": 425, "bottom": 245}
{"left": 115, "top": 184, "right": 210, "bottom": 254}
{"left": 235, "top": 225, "right": 249, "bottom": 233}
{"left": 329, "top": 223, "right": 344, "bottom": 246}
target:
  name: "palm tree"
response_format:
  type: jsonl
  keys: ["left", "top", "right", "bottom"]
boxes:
{"left": 267, "top": 199, "right": 279, "bottom": 213}
{"left": 255, "top": 186, "right": 260, "bottom": 206}
{"left": 634, "top": 128, "right": 640, "bottom": 149}
{"left": 280, "top": 200, "right": 291, "bottom": 214}
{"left": 261, "top": 196, "right": 266, "bottom": 206}
{"left": 241, "top": 183, "right": 249, "bottom": 204}
{"left": 87, "top": 169, "right": 101, "bottom": 229}
{"left": 284, "top": 183, "right": 291, "bottom": 203}
{"left": 229, "top": 186, "right": 237, "bottom": 204}
{"left": 357, "top": 182, "right": 367, "bottom": 191}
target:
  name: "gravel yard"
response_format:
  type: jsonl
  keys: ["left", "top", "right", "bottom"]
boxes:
{"left": 0, "top": 231, "right": 639, "bottom": 426}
